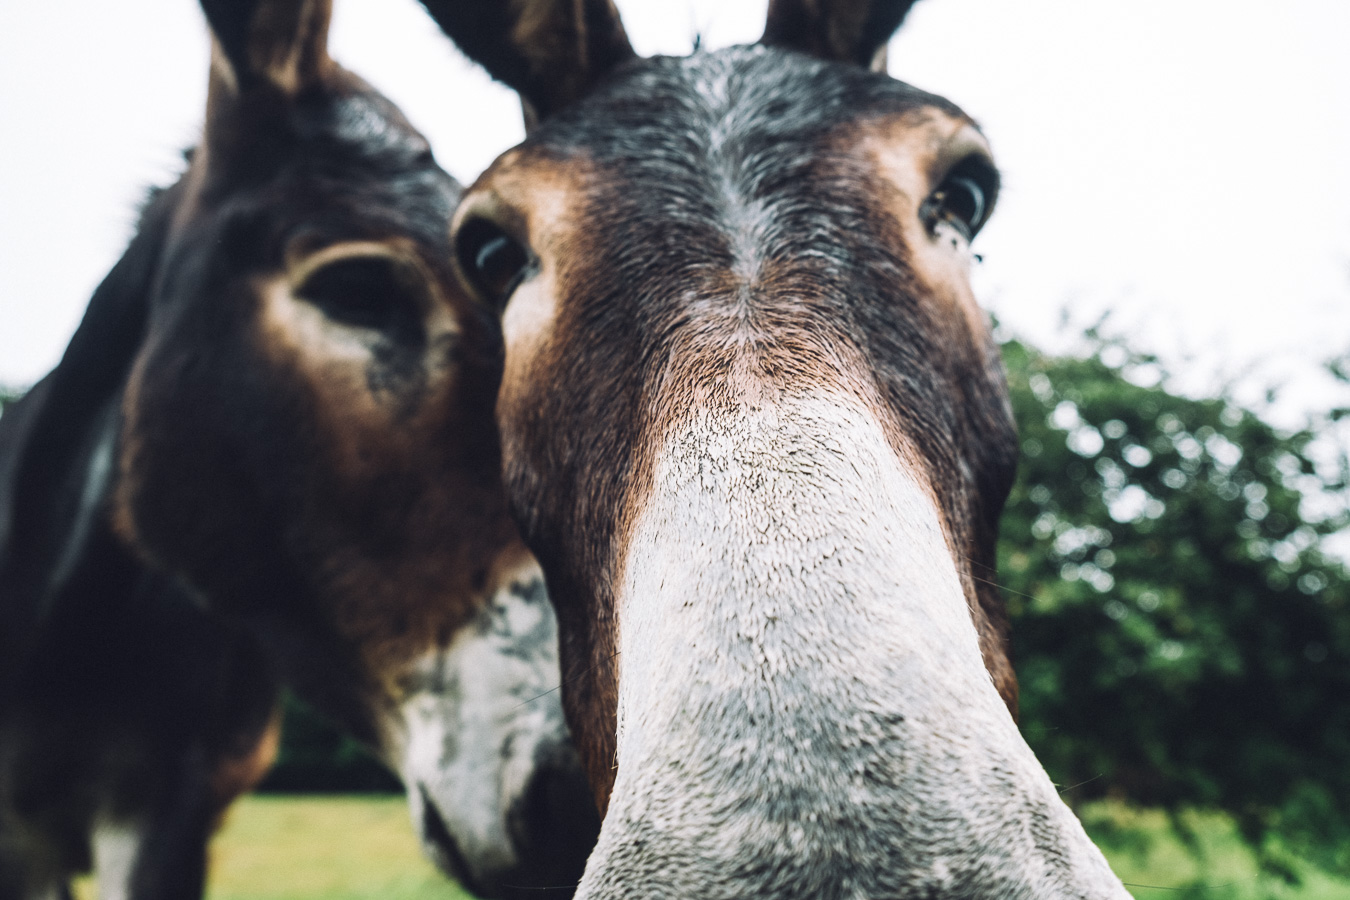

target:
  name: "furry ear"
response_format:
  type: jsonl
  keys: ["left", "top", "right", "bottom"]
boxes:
{"left": 417, "top": 0, "right": 635, "bottom": 126}
{"left": 0, "top": 186, "right": 178, "bottom": 691}
{"left": 760, "top": 0, "right": 923, "bottom": 71}
{"left": 201, "top": 0, "right": 333, "bottom": 96}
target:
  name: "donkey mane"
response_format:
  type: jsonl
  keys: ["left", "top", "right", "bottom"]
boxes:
{"left": 0, "top": 182, "right": 173, "bottom": 692}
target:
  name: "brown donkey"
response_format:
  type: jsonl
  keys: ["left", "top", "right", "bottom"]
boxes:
{"left": 421, "top": 0, "right": 1130, "bottom": 896}
{"left": 0, "top": 0, "right": 598, "bottom": 897}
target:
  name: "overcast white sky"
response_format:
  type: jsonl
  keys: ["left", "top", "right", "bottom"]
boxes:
{"left": 2, "top": 0, "right": 1348, "bottom": 426}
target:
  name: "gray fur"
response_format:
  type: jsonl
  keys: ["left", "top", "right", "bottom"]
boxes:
{"left": 581, "top": 395, "right": 1126, "bottom": 899}
{"left": 400, "top": 560, "right": 595, "bottom": 896}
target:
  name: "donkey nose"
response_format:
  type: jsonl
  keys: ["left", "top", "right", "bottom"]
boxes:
{"left": 417, "top": 785, "right": 491, "bottom": 898}
{"left": 419, "top": 779, "right": 593, "bottom": 900}
{"left": 505, "top": 743, "right": 601, "bottom": 895}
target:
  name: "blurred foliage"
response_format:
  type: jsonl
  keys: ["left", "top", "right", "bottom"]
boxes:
{"left": 1000, "top": 329, "right": 1350, "bottom": 880}
{"left": 1079, "top": 801, "right": 1350, "bottom": 899}
{"left": 260, "top": 694, "right": 400, "bottom": 793}
{"left": 141, "top": 795, "right": 462, "bottom": 900}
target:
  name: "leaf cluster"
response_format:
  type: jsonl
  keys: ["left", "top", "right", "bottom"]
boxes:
{"left": 260, "top": 694, "right": 400, "bottom": 793}
{"left": 999, "top": 333, "right": 1350, "bottom": 876}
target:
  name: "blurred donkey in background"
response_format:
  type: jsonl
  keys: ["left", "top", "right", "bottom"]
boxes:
{"left": 0, "top": 0, "right": 598, "bottom": 898}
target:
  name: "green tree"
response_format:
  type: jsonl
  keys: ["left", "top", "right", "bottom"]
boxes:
{"left": 261, "top": 694, "right": 401, "bottom": 793}
{"left": 999, "top": 332, "right": 1350, "bottom": 878}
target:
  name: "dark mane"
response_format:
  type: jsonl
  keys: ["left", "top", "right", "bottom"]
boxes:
{"left": 0, "top": 182, "right": 179, "bottom": 690}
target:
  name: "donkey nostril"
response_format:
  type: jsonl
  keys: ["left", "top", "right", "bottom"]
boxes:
{"left": 418, "top": 786, "right": 487, "bottom": 898}
{"left": 507, "top": 746, "right": 601, "bottom": 886}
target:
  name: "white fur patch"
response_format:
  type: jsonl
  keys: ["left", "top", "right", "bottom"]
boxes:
{"left": 576, "top": 392, "right": 1127, "bottom": 898}
{"left": 92, "top": 821, "right": 142, "bottom": 900}
{"left": 395, "top": 557, "right": 567, "bottom": 884}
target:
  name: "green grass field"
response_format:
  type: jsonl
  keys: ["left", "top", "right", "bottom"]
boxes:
{"left": 73, "top": 796, "right": 467, "bottom": 900}
{"left": 205, "top": 796, "right": 467, "bottom": 900}
{"left": 76, "top": 795, "right": 1350, "bottom": 899}
{"left": 1079, "top": 804, "right": 1350, "bottom": 899}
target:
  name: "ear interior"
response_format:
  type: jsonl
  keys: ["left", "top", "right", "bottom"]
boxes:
{"left": 761, "top": 0, "right": 921, "bottom": 70}
{"left": 201, "top": 0, "right": 333, "bottom": 98}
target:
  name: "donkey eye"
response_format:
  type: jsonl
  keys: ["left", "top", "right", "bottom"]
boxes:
{"left": 933, "top": 177, "right": 986, "bottom": 239}
{"left": 455, "top": 218, "right": 532, "bottom": 308}
{"left": 295, "top": 255, "right": 425, "bottom": 339}
{"left": 924, "top": 158, "right": 998, "bottom": 242}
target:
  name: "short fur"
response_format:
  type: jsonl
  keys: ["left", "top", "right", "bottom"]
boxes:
{"left": 473, "top": 47, "right": 1020, "bottom": 793}
{"left": 430, "top": 0, "right": 1130, "bottom": 896}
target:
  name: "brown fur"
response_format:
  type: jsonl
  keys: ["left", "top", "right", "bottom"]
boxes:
{"left": 208, "top": 705, "right": 283, "bottom": 828}
{"left": 846, "top": 112, "right": 1018, "bottom": 708}
{"left": 456, "top": 151, "right": 648, "bottom": 804}
{"left": 422, "top": 5, "right": 1137, "bottom": 895}
{"left": 454, "top": 62, "right": 1021, "bottom": 804}
{"left": 111, "top": 26, "right": 522, "bottom": 731}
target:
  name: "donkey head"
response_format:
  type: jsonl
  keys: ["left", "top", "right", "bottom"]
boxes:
{"left": 99, "top": 0, "right": 596, "bottom": 893}
{"left": 423, "top": 0, "right": 1129, "bottom": 895}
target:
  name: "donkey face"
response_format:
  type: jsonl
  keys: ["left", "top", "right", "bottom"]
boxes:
{"left": 426, "top": 0, "right": 1129, "bottom": 895}
{"left": 108, "top": 0, "right": 597, "bottom": 893}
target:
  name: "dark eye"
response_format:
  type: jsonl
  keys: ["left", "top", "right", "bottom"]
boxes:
{"left": 455, "top": 218, "right": 532, "bottom": 308}
{"left": 295, "top": 255, "right": 426, "bottom": 341}
{"left": 924, "top": 157, "right": 999, "bottom": 242}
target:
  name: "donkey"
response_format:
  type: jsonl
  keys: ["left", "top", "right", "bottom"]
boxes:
{"left": 420, "top": 0, "right": 1131, "bottom": 896}
{"left": 0, "top": 0, "right": 599, "bottom": 897}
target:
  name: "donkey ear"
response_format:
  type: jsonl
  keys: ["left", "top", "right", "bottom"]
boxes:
{"left": 200, "top": 0, "right": 333, "bottom": 96}
{"left": 417, "top": 0, "right": 636, "bottom": 126}
{"left": 761, "top": 0, "right": 923, "bottom": 71}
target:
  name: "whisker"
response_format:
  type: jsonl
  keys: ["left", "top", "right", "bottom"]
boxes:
{"left": 967, "top": 571, "right": 1043, "bottom": 604}
{"left": 1120, "top": 883, "right": 1188, "bottom": 892}
{"left": 1121, "top": 881, "right": 1239, "bottom": 892}
{"left": 960, "top": 556, "right": 1202, "bottom": 892}
{"left": 1057, "top": 773, "right": 1103, "bottom": 795}
{"left": 962, "top": 553, "right": 1000, "bottom": 574}
{"left": 499, "top": 884, "right": 583, "bottom": 893}
{"left": 514, "top": 648, "right": 621, "bottom": 710}
{"left": 956, "top": 551, "right": 1061, "bottom": 604}
{"left": 514, "top": 682, "right": 564, "bottom": 709}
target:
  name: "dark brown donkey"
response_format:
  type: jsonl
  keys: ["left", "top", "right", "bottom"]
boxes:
{"left": 0, "top": 0, "right": 598, "bottom": 897}
{"left": 420, "top": 0, "right": 1130, "bottom": 896}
